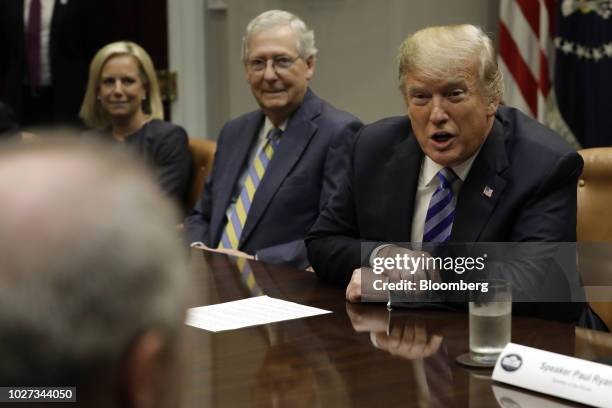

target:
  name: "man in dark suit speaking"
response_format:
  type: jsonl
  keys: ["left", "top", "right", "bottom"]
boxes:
{"left": 185, "top": 10, "right": 362, "bottom": 269}
{"left": 306, "top": 24, "right": 586, "bottom": 322}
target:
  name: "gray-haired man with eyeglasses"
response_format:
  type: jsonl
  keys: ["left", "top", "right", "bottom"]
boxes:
{"left": 185, "top": 9, "right": 362, "bottom": 269}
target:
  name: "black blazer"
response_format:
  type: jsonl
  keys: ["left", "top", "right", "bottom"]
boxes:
{"left": 307, "top": 106, "right": 583, "bottom": 285}
{"left": 83, "top": 120, "right": 193, "bottom": 205}
{"left": 0, "top": 0, "right": 108, "bottom": 123}
{"left": 0, "top": 102, "right": 19, "bottom": 138}
{"left": 185, "top": 89, "right": 362, "bottom": 269}
{"left": 305, "top": 106, "right": 594, "bottom": 325}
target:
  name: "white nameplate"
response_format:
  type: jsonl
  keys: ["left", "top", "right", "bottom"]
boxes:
{"left": 492, "top": 343, "right": 612, "bottom": 408}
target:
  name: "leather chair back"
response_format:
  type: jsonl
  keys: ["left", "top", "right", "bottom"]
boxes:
{"left": 578, "top": 148, "right": 612, "bottom": 329}
{"left": 187, "top": 137, "right": 216, "bottom": 211}
{"left": 578, "top": 148, "right": 612, "bottom": 241}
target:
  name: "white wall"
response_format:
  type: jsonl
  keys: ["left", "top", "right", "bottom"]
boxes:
{"left": 168, "top": 0, "right": 212, "bottom": 139}
{"left": 170, "top": 0, "right": 499, "bottom": 138}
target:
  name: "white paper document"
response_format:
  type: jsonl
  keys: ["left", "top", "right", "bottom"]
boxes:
{"left": 185, "top": 295, "right": 332, "bottom": 332}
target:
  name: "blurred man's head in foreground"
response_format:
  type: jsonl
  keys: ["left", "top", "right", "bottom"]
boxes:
{"left": 0, "top": 140, "right": 188, "bottom": 408}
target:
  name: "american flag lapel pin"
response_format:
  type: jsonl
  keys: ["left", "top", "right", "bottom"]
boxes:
{"left": 483, "top": 185, "right": 494, "bottom": 198}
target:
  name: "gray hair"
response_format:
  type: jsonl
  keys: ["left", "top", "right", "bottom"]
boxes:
{"left": 0, "top": 140, "right": 188, "bottom": 388}
{"left": 241, "top": 10, "right": 318, "bottom": 63}
{"left": 398, "top": 24, "right": 503, "bottom": 103}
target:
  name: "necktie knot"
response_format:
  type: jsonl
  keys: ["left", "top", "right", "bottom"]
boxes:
{"left": 436, "top": 167, "right": 458, "bottom": 189}
{"left": 267, "top": 128, "right": 282, "bottom": 147}
{"left": 424, "top": 167, "right": 458, "bottom": 243}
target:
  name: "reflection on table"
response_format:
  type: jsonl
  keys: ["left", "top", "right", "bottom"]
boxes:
{"left": 181, "top": 250, "right": 612, "bottom": 408}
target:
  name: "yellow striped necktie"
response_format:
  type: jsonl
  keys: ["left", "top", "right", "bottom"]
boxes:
{"left": 235, "top": 257, "right": 263, "bottom": 296}
{"left": 220, "top": 128, "right": 282, "bottom": 249}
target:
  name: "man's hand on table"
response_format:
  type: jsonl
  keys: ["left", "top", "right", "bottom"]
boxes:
{"left": 192, "top": 242, "right": 255, "bottom": 260}
{"left": 346, "top": 245, "right": 441, "bottom": 303}
{"left": 346, "top": 303, "right": 443, "bottom": 360}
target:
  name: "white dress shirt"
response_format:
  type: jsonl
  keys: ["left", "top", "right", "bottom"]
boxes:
{"left": 368, "top": 150, "right": 481, "bottom": 266}
{"left": 410, "top": 152, "right": 479, "bottom": 243}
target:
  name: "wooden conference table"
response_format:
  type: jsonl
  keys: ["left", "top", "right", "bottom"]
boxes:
{"left": 181, "top": 250, "right": 612, "bottom": 408}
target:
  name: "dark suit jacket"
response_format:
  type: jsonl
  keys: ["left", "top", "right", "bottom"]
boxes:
{"left": 0, "top": 102, "right": 19, "bottom": 139}
{"left": 84, "top": 120, "right": 193, "bottom": 205}
{"left": 306, "top": 106, "right": 586, "bottom": 322}
{"left": 184, "top": 89, "right": 362, "bottom": 269}
{"left": 0, "top": 0, "right": 107, "bottom": 123}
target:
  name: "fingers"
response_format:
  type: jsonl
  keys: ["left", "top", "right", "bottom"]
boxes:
{"left": 373, "top": 319, "right": 444, "bottom": 360}
{"left": 346, "top": 302, "right": 389, "bottom": 332}
{"left": 346, "top": 268, "right": 362, "bottom": 303}
{"left": 204, "top": 247, "right": 254, "bottom": 259}
{"left": 422, "top": 334, "right": 444, "bottom": 358}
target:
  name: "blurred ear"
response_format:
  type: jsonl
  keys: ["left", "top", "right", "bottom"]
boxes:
{"left": 487, "top": 97, "right": 500, "bottom": 117}
{"left": 121, "top": 330, "right": 176, "bottom": 408}
{"left": 402, "top": 92, "right": 413, "bottom": 121}
{"left": 244, "top": 64, "right": 252, "bottom": 84}
{"left": 399, "top": 77, "right": 412, "bottom": 120}
{"left": 304, "top": 56, "right": 315, "bottom": 80}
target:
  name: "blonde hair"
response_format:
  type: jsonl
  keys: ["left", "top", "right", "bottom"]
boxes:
{"left": 398, "top": 24, "right": 503, "bottom": 103}
{"left": 79, "top": 41, "right": 164, "bottom": 128}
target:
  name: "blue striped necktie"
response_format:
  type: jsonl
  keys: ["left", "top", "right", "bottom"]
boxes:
{"left": 423, "top": 168, "right": 458, "bottom": 243}
{"left": 220, "top": 128, "right": 282, "bottom": 249}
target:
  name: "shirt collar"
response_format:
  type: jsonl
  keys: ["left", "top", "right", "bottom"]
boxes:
{"left": 262, "top": 117, "right": 287, "bottom": 138}
{"left": 420, "top": 147, "right": 482, "bottom": 187}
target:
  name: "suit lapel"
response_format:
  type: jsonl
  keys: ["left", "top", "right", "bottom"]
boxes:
{"left": 239, "top": 90, "right": 320, "bottom": 247}
{"left": 211, "top": 112, "right": 263, "bottom": 242}
{"left": 452, "top": 118, "right": 509, "bottom": 242}
{"left": 381, "top": 131, "right": 423, "bottom": 241}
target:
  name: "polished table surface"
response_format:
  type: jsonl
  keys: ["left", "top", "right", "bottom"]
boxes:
{"left": 182, "top": 250, "right": 612, "bottom": 408}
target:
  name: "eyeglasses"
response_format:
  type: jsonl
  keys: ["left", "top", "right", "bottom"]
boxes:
{"left": 246, "top": 56, "right": 300, "bottom": 73}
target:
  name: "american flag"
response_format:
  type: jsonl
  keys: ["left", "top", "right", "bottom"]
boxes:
{"left": 499, "top": 0, "right": 612, "bottom": 148}
{"left": 499, "top": 0, "right": 556, "bottom": 123}
{"left": 554, "top": 0, "right": 612, "bottom": 147}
